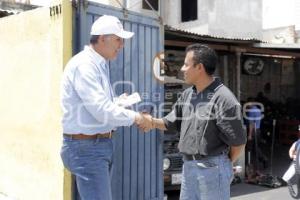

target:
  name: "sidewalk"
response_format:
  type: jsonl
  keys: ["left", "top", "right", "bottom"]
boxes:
{"left": 231, "top": 183, "right": 292, "bottom": 200}
{"left": 167, "top": 143, "right": 293, "bottom": 200}
{"left": 0, "top": 183, "right": 294, "bottom": 200}
{"left": 231, "top": 142, "right": 293, "bottom": 200}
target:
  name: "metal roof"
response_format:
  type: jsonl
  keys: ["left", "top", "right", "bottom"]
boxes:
{"left": 0, "top": 8, "right": 19, "bottom": 17}
{"left": 253, "top": 43, "right": 300, "bottom": 50}
{"left": 0, "top": 1, "right": 38, "bottom": 18}
{"left": 165, "top": 25, "right": 263, "bottom": 44}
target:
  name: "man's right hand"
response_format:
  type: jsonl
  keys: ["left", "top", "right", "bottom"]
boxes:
{"left": 134, "top": 113, "right": 153, "bottom": 132}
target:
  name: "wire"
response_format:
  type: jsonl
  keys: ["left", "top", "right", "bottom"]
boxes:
{"left": 144, "top": 0, "right": 156, "bottom": 12}
{"left": 143, "top": 0, "right": 163, "bottom": 24}
{"left": 112, "top": 0, "right": 163, "bottom": 24}
{"left": 113, "top": 0, "right": 127, "bottom": 10}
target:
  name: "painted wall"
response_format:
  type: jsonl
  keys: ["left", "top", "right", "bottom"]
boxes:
{"left": 163, "top": 0, "right": 262, "bottom": 39}
{"left": 262, "top": 25, "right": 296, "bottom": 44}
{"left": 89, "top": 0, "right": 122, "bottom": 8}
{"left": 262, "top": 0, "right": 299, "bottom": 43}
{"left": 126, "top": 0, "right": 159, "bottom": 18}
{"left": 0, "top": 0, "right": 72, "bottom": 199}
{"left": 263, "top": 0, "right": 295, "bottom": 30}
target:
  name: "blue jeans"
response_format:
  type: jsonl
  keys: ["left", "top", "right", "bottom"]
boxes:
{"left": 180, "top": 154, "right": 233, "bottom": 200}
{"left": 60, "top": 136, "right": 113, "bottom": 200}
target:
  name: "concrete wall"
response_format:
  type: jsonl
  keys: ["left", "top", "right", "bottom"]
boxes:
{"left": 107, "top": 0, "right": 263, "bottom": 40}
{"left": 0, "top": 0, "right": 72, "bottom": 199}
{"left": 89, "top": 0, "right": 159, "bottom": 18}
{"left": 296, "top": 0, "right": 300, "bottom": 31}
{"left": 263, "top": 25, "right": 296, "bottom": 44}
{"left": 89, "top": 0, "right": 123, "bottom": 8}
{"left": 164, "top": 0, "right": 262, "bottom": 39}
{"left": 126, "top": 0, "right": 160, "bottom": 18}
{"left": 262, "top": 0, "right": 299, "bottom": 44}
{"left": 263, "top": 0, "right": 295, "bottom": 30}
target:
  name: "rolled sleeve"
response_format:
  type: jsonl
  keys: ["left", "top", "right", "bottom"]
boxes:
{"left": 216, "top": 105, "right": 247, "bottom": 146}
{"left": 163, "top": 110, "right": 179, "bottom": 131}
{"left": 163, "top": 96, "right": 183, "bottom": 132}
{"left": 74, "top": 64, "right": 136, "bottom": 127}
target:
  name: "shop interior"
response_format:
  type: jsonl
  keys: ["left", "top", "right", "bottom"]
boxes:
{"left": 240, "top": 54, "right": 300, "bottom": 183}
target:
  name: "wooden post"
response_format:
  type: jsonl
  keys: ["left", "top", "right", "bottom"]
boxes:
{"left": 223, "top": 55, "right": 229, "bottom": 86}
{"left": 235, "top": 51, "right": 246, "bottom": 177}
{"left": 236, "top": 51, "right": 241, "bottom": 101}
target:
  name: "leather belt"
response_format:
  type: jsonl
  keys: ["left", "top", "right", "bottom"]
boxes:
{"left": 63, "top": 132, "right": 113, "bottom": 140}
{"left": 183, "top": 154, "right": 207, "bottom": 161}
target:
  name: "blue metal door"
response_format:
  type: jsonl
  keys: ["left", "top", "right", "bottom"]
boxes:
{"left": 74, "top": 1, "right": 163, "bottom": 200}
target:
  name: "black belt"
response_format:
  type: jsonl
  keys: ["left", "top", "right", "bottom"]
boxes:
{"left": 183, "top": 150, "right": 229, "bottom": 161}
{"left": 183, "top": 154, "right": 207, "bottom": 161}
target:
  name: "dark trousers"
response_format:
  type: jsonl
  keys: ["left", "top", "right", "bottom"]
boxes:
{"left": 246, "top": 129, "right": 266, "bottom": 171}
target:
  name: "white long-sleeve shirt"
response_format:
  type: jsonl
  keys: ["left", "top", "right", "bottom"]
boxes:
{"left": 61, "top": 46, "right": 137, "bottom": 134}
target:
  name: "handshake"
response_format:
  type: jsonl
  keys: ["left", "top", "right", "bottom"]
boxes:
{"left": 134, "top": 112, "right": 155, "bottom": 132}
{"left": 117, "top": 93, "right": 164, "bottom": 132}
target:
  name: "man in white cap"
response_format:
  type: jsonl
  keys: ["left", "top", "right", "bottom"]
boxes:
{"left": 60, "top": 15, "right": 151, "bottom": 200}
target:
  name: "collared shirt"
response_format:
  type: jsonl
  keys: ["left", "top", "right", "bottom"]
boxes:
{"left": 61, "top": 46, "right": 137, "bottom": 134}
{"left": 163, "top": 79, "right": 247, "bottom": 155}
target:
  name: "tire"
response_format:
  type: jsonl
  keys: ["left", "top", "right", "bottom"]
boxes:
{"left": 288, "top": 173, "right": 300, "bottom": 199}
{"left": 288, "top": 147, "right": 300, "bottom": 199}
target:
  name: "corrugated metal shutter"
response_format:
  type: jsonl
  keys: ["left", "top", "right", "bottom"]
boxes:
{"left": 74, "top": 1, "right": 163, "bottom": 200}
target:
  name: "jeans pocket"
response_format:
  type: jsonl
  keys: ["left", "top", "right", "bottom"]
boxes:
{"left": 60, "top": 145, "right": 71, "bottom": 170}
{"left": 196, "top": 160, "right": 218, "bottom": 169}
{"left": 196, "top": 162, "right": 219, "bottom": 199}
{"left": 224, "top": 158, "right": 233, "bottom": 183}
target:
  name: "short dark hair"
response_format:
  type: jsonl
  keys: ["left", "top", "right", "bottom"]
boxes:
{"left": 90, "top": 35, "right": 99, "bottom": 44}
{"left": 185, "top": 44, "right": 218, "bottom": 75}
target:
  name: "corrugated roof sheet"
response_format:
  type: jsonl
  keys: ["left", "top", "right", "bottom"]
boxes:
{"left": 0, "top": 8, "right": 19, "bottom": 15}
{"left": 0, "top": 2, "right": 38, "bottom": 18}
{"left": 254, "top": 43, "right": 300, "bottom": 49}
{"left": 165, "top": 25, "right": 263, "bottom": 43}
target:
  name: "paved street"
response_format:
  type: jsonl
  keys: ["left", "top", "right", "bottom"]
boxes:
{"left": 231, "top": 183, "right": 292, "bottom": 200}
{"left": 166, "top": 183, "right": 293, "bottom": 200}
{"left": 167, "top": 143, "right": 294, "bottom": 200}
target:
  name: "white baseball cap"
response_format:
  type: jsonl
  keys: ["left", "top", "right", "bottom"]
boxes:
{"left": 90, "top": 15, "right": 134, "bottom": 39}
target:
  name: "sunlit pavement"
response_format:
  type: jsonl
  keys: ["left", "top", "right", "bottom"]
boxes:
{"left": 166, "top": 183, "right": 292, "bottom": 200}
{"left": 231, "top": 183, "right": 292, "bottom": 200}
